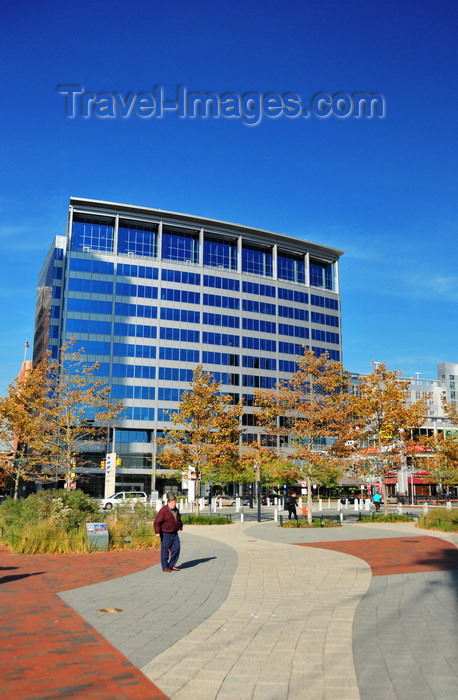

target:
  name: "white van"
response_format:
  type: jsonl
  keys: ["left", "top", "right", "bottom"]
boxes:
{"left": 101, "top": 491, "right": 148, "bottom": 509}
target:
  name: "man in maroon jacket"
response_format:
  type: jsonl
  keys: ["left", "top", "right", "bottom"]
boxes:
{"left": 154, "top": 494, "right": 183, "bottom": 571}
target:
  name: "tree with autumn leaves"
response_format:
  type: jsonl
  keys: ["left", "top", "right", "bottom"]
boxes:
{"left": 349, "top": 363, "right": 428, "bottom": 513}
{"left": 254, "top": 348, "right": 352, "bottom": 523}
{"left": 0, "top": 342, "right": 123, "bottom": 496}
{"left": 422, "top": 400, "right": 458, "bottom": 493}
{"left": 0, "top": 359, "right": 49, "bottom": 498}
{"left": 157, "top": 365, "right": 244, "bottom": 514}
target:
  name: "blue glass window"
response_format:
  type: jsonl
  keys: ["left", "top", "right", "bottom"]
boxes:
{"left": 203, "top": 294, "right": 239, "bottom": 309}
{"left": 158, "top": 368, "right": 194, "bottom": 382}
{"left": 113, "top": 323, "right": 157, "bottom": 338}
{"left": 279, "top": 360, "right": 297, "bottom": 372}
{"left": 279, "top": 341, "right": 306, "bottom": 355}
{"left": 162, "top": 226, "right": 199, "bottom": 263}
{"left": 310, "top": 294, "right": 338, "bottom": 310}
{"left": 69, "top": 278, "right": 113, "bottom": 294}
{"left": 242, "top": 337, "right": 276, "bottom": 352}
{"left": 116, "top": 429, "right": 152, "bottom": 443}
{"left": 160, "top": 308, "right": 200, "bottom": 323}
{"left": 242, "top": 243, "right": 273, "bottom": 276}
{"left": 242, "top": 282, "right": 275, "bottom": 297}
{"left": 117, "top": 263, "right": 158, "bottom": 279}
{"left": 242, "top": 356, "right": 276, "bottom": 370}
{"left": 203, "top": 235, "right": 237, "bottom": 269}
{"left": 161, "top": 269, "right": 201, "bottom": 285}
{"left": 67, "top": 299, "right": 112, "bottom": 314}
{"left": 202, "top": 352, "right": 239, "bottom": 366}
{"left": 69, "top": 258, "right": 114, "bottom": 274}
{"left": 71, "top": 216, "right": 114, "bottom": 252}
{"left": 203, "top": 274, "right": 239, "bottom": 291}
{"left": 310, "top": 259, "right": 334, "bottom": 290}
{"left": 203, "top": 313, "right": 239, "bottom": 328}
{"left": 160, "top": 328, "right": 200, "bottom": 342}
{"left": 159, "top": 347, "right": 199, "bottom": 362}
{"left": 115, "top": 302, "right": 157, "bottom": 318}
{"left": 202, "top": 333, "right": 240, "bottom": 347}
{"left": 66, "top": 319, "right": 111, "bottom": 335}
{"left": 161, "top": 288, "right": 200, "bottom": 304}
{"left": 71, "top": 340, "right": 111, "bottom": 355}
{"left": 242, "top": 300, "right": 276, "bottom": 315}
{"left": 118, "top": 221, "right": 158, "bottom": 258}
{"left": 277, "top": 251, "right": 305, "bottom": 283}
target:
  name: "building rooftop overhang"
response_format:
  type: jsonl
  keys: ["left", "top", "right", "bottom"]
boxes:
{"left": 69, "top": 197, "right": 344, "bottom": 261}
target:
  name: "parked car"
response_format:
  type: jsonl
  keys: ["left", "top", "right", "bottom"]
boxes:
{"left": 215, "top": 494, "right": 236, "bottom": 506}
{"left": 101, "top": 491, "right": 148, "bottom": 509}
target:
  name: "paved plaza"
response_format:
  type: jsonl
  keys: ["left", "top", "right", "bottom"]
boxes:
{"left": 1, "top": 516, "right": 458, "bottom": 699}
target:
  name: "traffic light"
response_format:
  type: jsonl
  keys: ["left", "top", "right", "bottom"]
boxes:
{"left": 116, "top": 456, "right": 122, "bottom": 467}
{"left": 100, "top": 460, "right": 106, "bottom": 469}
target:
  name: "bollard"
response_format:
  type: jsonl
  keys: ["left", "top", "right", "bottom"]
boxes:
{"left": 274, "top": 507, "right": 278, "bottom": 522}
{"left": 422, "top": 502, "right": 428, "bottom": 515}
{"left": 319, "top": 498, "right": 323, "bottom": 512}
{"left": 354, "top": 499, "right": 359, "bottom": 512}
{"left": 240, "top": 511, "right": 244, "bottom": 522}
{"left": 328, "top": 498, "right": 331, "bottom": 509}
{"left": 446, "top": 501, "right": 452, "bottom": 511}
{"left": 397, "top": 503, "right": 403, "bottom": 515}
{"left": 279, "top": 514, "right": 283, "bottom": 527}
{"left": 339, "top": 511, "right": 344, "bottom": 524}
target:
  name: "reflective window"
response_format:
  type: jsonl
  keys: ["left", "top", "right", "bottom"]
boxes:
{"left": 310, "top": 259, "right": 334, "bottom": 290}
{"left": 160, "top": 308, "right": 200, "bottom": 323}
{"left": 117, "top": 263, "right": 158, "bottom": 279}
{"left": 202, "top": 333, "right": 240, "bottom": 347}
{"left": 160, "top": 328, "right": 200, "bottom": 342}
{"left": 159, "top": 347, "right": 199, "bottom": 362}
{"left": 68, "top": 299, "right": 112, "bottom": 314}
{"left": 242, "top": 319, "right": 276, "bottom": 333}
{"left": 203, "top": 313, "right": 239, "bottom": 328}
{"left": 69, "top": 258, "right": 114, "bottom": 274}
{"left": 69, "top": 278, "right": 113, "bottom": 294}
{"left": 162, "top": 226, "right": 199, "bottom": 263}
{"left": 115, "top": 302, "right": 157, "bottom": 318}
{"left": 242, "top": 281, "right": 275, "bottom": 297}
{"left": 162, "top": 269, "right": 201, "bottom": 285}
{"left": 66, "top": 319, "right": 111, "bottom": 334}
{"left": 277, "top": 251, "right": 305, "bottom": 283}
{"left": 242, "top": 243, "right": 272, "bottom": 276}
{"left": 242, "top": 337, "right": 276, "bottom": 352}
{"left": 71, "top": 216, "right": 114, "bottom": 252}
{"left": 242, "top": 300, "right": 276, "bottom": 315}
{"left": 203, "top": 274, "right": 239, "bottom": 291}
{"left": 118, "top": 221, "right": 158, "bottom": 258}
{"left": 310, "top": 294, "right": 338, "bottom": 310}
{"left": 203, "top": 294, "right": 239, "bottom": 309}
{"left": 203, "top": 235, "right": 237, "bottom": 269}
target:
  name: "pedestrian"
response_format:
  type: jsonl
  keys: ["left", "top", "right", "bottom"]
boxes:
{"left": 373, "top": 491, "right": 382, "bottom": 512}
{"left": 286, "top": 492, "right": 298, "bottom": 520}
{"left": 154, "top": 494, "right": 183, "bottom": 572}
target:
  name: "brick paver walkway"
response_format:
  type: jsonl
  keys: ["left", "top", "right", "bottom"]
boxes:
{"left": 299, "top": 535, "right": 458, "bottom": 575}
{"left": 0, "top": 546, "right": 167, "bottom": 699}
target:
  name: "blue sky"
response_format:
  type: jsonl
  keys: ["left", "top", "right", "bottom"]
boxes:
{"left": 1, "top": 0, "right": 457, "bottom": 394}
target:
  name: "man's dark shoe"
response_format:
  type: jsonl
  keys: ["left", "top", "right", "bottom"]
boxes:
{"left": 163, "top": 567, "right": 171, "bottom": 572}
{"left": 171, "top": 566, "right": 180, "bottom": 571}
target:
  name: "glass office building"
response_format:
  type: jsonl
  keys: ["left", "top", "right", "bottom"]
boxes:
{"left": 33, "top": 198, "right": 343, "bottom": 496}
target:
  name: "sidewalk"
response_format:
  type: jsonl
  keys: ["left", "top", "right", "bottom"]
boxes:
{"left": 2, "top": 519, "right": 458, "bottom": 699}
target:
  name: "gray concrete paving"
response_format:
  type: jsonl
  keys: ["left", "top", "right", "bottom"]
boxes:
{"left": 61, "top": 519, "right": 458, "bottom": 699}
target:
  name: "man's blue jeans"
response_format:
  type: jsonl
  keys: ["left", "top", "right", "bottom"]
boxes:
{"left": 161, "top": 531, "right": 180, "bottom": 570}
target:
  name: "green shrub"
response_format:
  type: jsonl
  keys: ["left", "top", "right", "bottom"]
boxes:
{"left": 181, "top": 514, "right": 232, "bottom": 525}
{"left": 0, "top": 490, "right": 160, "bottom": 554}
{"left": 418, "top": 507, "right": 458, "bottom": 532}
{"left": 358, "top": 513, "right": 414, "bottom": 523}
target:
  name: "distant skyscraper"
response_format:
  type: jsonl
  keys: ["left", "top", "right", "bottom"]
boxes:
{"left": 33, "top": 197, "right": 343, "bottom": 496}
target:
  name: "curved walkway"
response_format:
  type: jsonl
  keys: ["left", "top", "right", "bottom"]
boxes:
{"left": 4, "top": 520, "right": 458, "bottom": 699}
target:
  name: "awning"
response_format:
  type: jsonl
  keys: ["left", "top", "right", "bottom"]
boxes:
{"left": 383, "top": 477, "right": 397, "bottom": 485}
